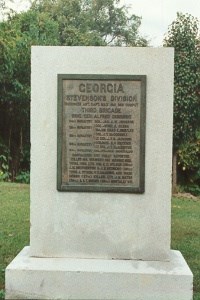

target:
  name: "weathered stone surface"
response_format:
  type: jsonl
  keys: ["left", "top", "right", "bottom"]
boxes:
{"left": 30, "top": 46, "right": 174, "bottom": 260}
{"left": 5, "top": 46, "right": 193, "bottom": 300}
{"left": 6, "top": 247, "right": 193, "bottom": 300}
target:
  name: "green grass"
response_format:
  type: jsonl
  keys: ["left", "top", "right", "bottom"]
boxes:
{"left": 172, "top": 197, "right": 200, "bottom": 299}
{"left": 0, "top": 183, "right": 200, "bottom": 299}
{"left": 0, "top": 182, "right": 30, "bottom": 297}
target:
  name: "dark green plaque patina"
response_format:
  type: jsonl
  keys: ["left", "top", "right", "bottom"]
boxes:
{"left": 57, "top": 74, "right": 146, "bottom": 193}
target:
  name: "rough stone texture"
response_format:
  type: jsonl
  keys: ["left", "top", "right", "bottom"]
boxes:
{"left": 30, "top": 46, "right": 174, "bottom": 260}
{"left": 6, "top": 247, "right": 193, "bottom": 300}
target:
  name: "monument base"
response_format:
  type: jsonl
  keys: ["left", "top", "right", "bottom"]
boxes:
{"left": 6, "top": 246, "right": 193, "bottom": 300}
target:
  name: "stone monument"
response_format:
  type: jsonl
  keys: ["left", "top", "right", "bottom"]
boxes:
{"left": 5, "top": 46, "right": 193, "bottom": 299}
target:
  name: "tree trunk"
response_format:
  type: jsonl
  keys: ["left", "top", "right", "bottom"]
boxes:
{"left": 8, "top": 125, "right": 13, "bottom": 180}
{"left": 172, "top": 149, "right": 177, "bottom": 194}
{"left": 20, "top": 127, "right": 23, "bottom": 154}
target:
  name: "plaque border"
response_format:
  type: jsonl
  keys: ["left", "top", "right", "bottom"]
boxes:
{"left": 57, "top": 74, "right": 146, "bottom": 193}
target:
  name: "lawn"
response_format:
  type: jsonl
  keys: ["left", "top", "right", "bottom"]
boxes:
{"left": 0, "top": 182, "right": 200, "bottom": 299}
{"left": 171, "top": 196, "right": 200, "bottom": 300}
{"left": 0, "top": 182, "right": 30, "bottom": 299}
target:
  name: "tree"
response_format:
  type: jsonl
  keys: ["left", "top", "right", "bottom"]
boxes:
{"left": 0, "top": 9, "right": 60, "bottom": 179}
{"left": 164, "top": 13, "right": 200, "bottom": 192}
{"left": 0, "top": 0, "right": 147, "bottom": 181}
{"left": 32, "top": 0, "right": 147, "bottom": 46}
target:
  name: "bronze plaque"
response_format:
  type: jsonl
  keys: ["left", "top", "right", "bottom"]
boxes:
{"left": 57, "top": 75, "right": 146, "bottom": 193}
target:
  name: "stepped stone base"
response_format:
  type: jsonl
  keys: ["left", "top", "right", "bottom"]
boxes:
{"left": 6, "top": 246, "right": 193, "bottom": 300}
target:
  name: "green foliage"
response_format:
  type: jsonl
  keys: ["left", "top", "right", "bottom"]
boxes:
{"left": 164, "top": 13, "right": 200, "bottom": 191}
{"left": 0, "top": 6, "right": 60, "bottom": 179}
{"left": 0, "top": 289, "right": 5, "bottom": 300}
{"left": 32, "top": 0, "right": 147, "bottom": 46}
{"left": 15, "top": 171, "right": 30, "bottom": 184}
{"left": 0, "top": 0, "right": 147, "bottom": 181}
{"left": 0, "top": 142, "right": 11, "bottom": 181}
{"left": 164, "top": 13, "right": 200, "bottom": 149}
{"left": 185, "top": 184, "right": 200, "bottom": 196}
{"left": 177, "top": 131, "right": 200, "bottom": 195}
{"left": 0, "top": 161, "right": 9, "bottom": 181}
{"left": 178, "top": 135, "right": 200, "bottom": 172}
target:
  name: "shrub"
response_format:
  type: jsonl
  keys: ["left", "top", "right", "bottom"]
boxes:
{"left": 15, "top": 171, "right": 30, "bottom": 184}
{"left": 0, "top": 142, "right": 11, "bottom": 181}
